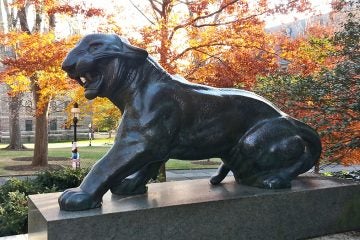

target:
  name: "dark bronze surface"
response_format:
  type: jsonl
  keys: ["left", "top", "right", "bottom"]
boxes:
{"left": 59, "top": 33, "right": 322, "bottom": 211}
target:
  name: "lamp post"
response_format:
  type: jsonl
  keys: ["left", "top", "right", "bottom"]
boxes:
{"left": 71, "top": 103, "right": 80, "bottom": 142}
{"left": 71, "top": 103, "right": 80, "bottom": 169}
{"left": 88, "top": 123, "right": 93, "bottom": 146}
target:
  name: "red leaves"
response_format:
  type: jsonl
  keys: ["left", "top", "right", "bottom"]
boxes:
{"left": 1, "top": 33, "right": 70, "bottom": 75}
{"left": 188, "top": 1, "right": 210, "bottom": 14}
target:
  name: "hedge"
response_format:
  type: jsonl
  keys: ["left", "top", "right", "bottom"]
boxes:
{"left": 0, "top": 168, "right": 89, "bottom": 237}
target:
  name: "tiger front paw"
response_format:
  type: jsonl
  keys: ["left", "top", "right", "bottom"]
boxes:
{"left": 58, "top": 187, "right": 102, "bottom": 211}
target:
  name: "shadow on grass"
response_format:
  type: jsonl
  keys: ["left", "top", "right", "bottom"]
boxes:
{"left": 12, "top": 157, "right": 68, "bottom": 162}
{"left": 4, "top": 164, "right": 64, "bottom": 172}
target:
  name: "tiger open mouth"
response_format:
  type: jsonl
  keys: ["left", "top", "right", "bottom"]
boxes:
{"left": 76, "top": 72, "right": 104, "bottom": 100}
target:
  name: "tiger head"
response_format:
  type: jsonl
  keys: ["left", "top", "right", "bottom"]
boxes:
{"left": 62, "top": 33, "right": 148, "bottom": 100}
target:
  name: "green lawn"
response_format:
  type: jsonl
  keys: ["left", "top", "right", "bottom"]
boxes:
{"left": 0, "top": 138, "right": 221, "bottom": 176}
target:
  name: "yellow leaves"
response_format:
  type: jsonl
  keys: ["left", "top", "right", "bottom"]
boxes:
{"left": 278, "top": 23, "right": 337, "bottom": 76}
{"left": 1, "top": 31, "right": 81, "bottom": 113}
{"left": 91, "top": 98, "right": 122, "bottom": 131}
{"left": 307, "top": 100, "right": 314, "bottom": 106}
{"left": 2, "top": 73, "right": 31, "bottom": 95}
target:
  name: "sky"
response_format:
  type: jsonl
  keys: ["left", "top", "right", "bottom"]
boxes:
{"left": 97, "top": 0, "right": 334, "bottom": 28}
{"left": 265, "top": 0, "right": 333, "bottom": 27}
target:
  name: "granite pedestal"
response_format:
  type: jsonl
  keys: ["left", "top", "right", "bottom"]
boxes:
{"left": 28, "top": 175, "right": 360, "bottom": 240}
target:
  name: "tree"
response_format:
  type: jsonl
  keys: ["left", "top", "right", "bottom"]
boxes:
{"left": 85, "top": 98, "right": 121, "bottom": 138}
{"left": 0, "top": 0, "right": 103, "bottom": 166}
{"left": 277, "top": 24, "right": 337, "bottom": 76}
{"left": 0, "top": 0, "right": 24, "bottom": 150}
{"left": 129, "top": 0, "right": 313, "bottom": 88}
{"left": 1, "top": 32, "right": 79, "bottom": 165}
{"left": 121, "top": 0, "right": 314, "bottom": 180}
{"left": 324, "top": 1, "right": 359, "bottom": 164}
{"left": 255, "top": 2, "right": 359, "bottom": 166}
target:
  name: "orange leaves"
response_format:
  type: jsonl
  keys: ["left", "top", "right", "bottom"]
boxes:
{"left": 0, "top": 31, "right": 80, "bottom": 113}
{"left": 135, "top": 0, "right": 320, "bottom": 90}
{"left": 322, "top": 120, "right": 360, "bottom": 165}
{"left": 47, "top": 4, "right": 104, "bottom": 17}
{"left": 339, "top": 121, "right": 360, "bottom": 165}
{"left": 11, "top": 0, "right": 104, "bottom": 17}
{"left": 1, "top": 32, "right": 76, "bottom": 76}
{"left": 188, "top": 1, "right": 210, "bottom": 15}
{"left": 278, "top": 24, "right": 337, "bottom": 76}
{"left": 182, "top": 21, "right": 279, "bottom": 89}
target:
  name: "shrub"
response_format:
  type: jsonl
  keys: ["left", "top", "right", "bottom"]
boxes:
{"left": 322, "top": 171, "right": 360, "bottom": 182}
{"left": 0, "top": 191, "right": 28, "bottom": 236}
{"left": 0, "top": 167, "right": 89, "bottom": 237}
{"left": 0, "top": 178, "right": 39, "bottom": 204}
{"left": 35, "top": 167, "right": 89, "bottom": 191}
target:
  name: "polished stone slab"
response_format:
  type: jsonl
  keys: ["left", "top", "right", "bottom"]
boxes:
{"left": 28, "top": 175, "right": 360, "bottom": 240}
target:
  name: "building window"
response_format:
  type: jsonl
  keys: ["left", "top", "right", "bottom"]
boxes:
{"left": 25, "top": 120, "right": 33, "bottom": 131}
{"left": 50, "top": 119, "right": 57, "bottom": 131}
{"left": 24, "top": 100, "right": 33, "bottom": 115}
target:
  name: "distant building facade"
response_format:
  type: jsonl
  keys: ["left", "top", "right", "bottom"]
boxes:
{"left": 266, "top": 7, "right": 358, "bottom": 70}
{"left": 0, "top": 50, "right": 90, "bottom": 143}
{"left": 0, "top": 83, "right": 90, "bottom": 143}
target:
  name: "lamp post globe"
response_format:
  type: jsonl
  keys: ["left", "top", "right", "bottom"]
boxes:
{"left": 71, "top": 102, "right": 80, "bottom": 142}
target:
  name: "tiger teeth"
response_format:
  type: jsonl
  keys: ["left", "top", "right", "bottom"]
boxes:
{"left": 80, "top": 77, "right": 86, "bottom": 84}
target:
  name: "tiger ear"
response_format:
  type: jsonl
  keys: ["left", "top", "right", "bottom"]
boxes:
{"left": 119, "top": 40, "right": 148, "bottom": 66}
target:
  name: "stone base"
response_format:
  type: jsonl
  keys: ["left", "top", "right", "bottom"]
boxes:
{"left": 28, "top": 175, "right": 360, "bottom": 240}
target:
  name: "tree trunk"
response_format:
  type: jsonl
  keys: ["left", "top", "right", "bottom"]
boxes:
{"left": 6, "top": 94, "right": 24, "bottom": 150}
{"left": 32, "top": 82, "right": 49, "bottom": 166}
{"left": 1, "top": 0, "right": 25, "bottom": 150}
{"left": 314, "top": 161, "right": 320, "bottom": 174}
{"left": 158, "top": 163, "right": 167, "bottom": 182}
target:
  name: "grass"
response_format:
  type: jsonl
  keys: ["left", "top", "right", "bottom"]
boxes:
{"left": 0, "top": 138, "right": 221, "bottom": 176}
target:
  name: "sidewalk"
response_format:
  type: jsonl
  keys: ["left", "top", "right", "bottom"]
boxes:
{"left": 1, "top": 164, "right": 359, "bottom": 186}
{"left": 167, "top": 164, "right": 359, "bottom": 181}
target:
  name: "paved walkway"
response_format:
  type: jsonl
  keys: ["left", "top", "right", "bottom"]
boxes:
{"left": 3, "top": 163, "right": 358, "bottom": 186}
{"left": 166, "top": 164, "right": 360, "bottom": 181}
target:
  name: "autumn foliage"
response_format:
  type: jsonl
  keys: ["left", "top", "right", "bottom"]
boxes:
{"left": 0, "top": 0, "right": 357, "bottom": 166}
{"left": 0, "top": 32, "right": 79, "bottom": 114}
{"left": 256, "top": 6, "right": 359, "bottom": 165}
{"left": 130, "top": 0, "right": 313, "bottom": 89}
{"left": 0, "top": 0, "right": 104, "bottom": 166}
{"left": 277, "top": 24, "right": 337, "bottom": 76}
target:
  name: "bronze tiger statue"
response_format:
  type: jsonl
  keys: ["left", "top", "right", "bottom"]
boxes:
{"left": 60, "top": 33, "right": 322, "bottom": 211}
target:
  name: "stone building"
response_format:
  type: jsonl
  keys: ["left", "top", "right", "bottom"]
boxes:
{"left": 0, "top": 82, "right": 90, "bottom": 143}
{"left": 0, "top": 54, "right": 90, "bottom": 143}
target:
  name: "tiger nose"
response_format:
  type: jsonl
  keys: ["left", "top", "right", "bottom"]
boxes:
{"left": 61, "top": 58, "right": 75, "bottom": 73}
{"left": 61, "top": 56, "right": 79, "bottom": 79}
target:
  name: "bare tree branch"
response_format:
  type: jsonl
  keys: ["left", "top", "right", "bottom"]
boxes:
{"left": 193, "top": 19, "right": 238, "bottom": 28}
{"left": 189, "top": 48, "right": 243, "bottom": 81}
{"left": 168, "top": 0, "right": 239, "bottom": 41}
{"left": 129, "top": 0, "right": 155, "bottom": 25}
{"left": 171, "top": 43, "right": 228, "bottom": 62}
{"left": 148, "top": 0, "right": 162, "bottom": 16}
{"left": 171, "top": 41, "right": 282, "bottom": 64}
